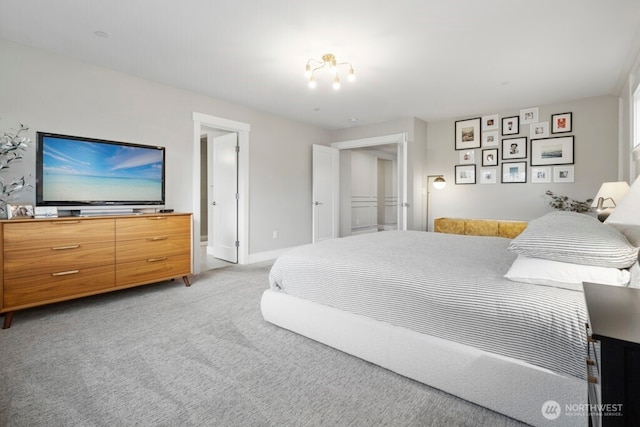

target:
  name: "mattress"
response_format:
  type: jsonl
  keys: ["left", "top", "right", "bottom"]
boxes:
{"left": 268, "top": 230, "right": 588, "bottom": 380}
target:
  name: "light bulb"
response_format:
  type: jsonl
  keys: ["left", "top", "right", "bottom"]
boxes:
{"left": 332, "top": 75, "right": 340, "bottom": 90}
{"left": 348, "top": 67, "right": 355, "bottom": 82}
{"left": 433, "top": 177, "right": 447, "bottom": 190}
{"left": 308, "top": 75, "right": 317, "bottom": 89}
{"left": 304, "top": 64, "right": 311, "bottom": 78}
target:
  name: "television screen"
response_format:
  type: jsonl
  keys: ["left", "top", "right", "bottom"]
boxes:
{"left": 36, "top": 132, "right": 165, "bottom": 210}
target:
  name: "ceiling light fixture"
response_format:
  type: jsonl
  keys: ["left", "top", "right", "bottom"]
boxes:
{"left": 305, "top": 53, "right": 355, "bottom": 90}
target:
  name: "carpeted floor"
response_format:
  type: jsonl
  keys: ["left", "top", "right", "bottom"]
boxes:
{"left": 0, "top": 262, "right": 527, "bottom": 427}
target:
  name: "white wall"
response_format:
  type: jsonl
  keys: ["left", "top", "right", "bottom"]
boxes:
{"left": 0, "top": 39, "right": 330, "bottom": 257}
{"left": 426, "top": 95, "right": 620, "bottom": 227}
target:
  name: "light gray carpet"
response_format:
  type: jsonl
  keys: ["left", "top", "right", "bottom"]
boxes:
{"left": 0, "top": 262, "right": 527, "bottom": 427}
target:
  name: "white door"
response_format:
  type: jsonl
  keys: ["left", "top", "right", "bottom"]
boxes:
{"left": 312, "top": 144, "right": 339, "bottom": 243}
{"left": 208, "top": 132, "right": 238, "bottom": 263}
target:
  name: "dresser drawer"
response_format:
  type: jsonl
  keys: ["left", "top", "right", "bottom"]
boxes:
{"left": 116, "top": 253, "right": 191, "bottom": 287}
{"left": 116, "top": 215, "right": 190, "bottom": 240}
{"left": 3, "top": 219, "right": 114, "bottom": 250}
{"left": 4, "top": 242, "right": 114, "bottom": 279}
{"left": 4, "top": 264, "right": 115, "bottom": 308}
{"left": 116, "top": 235, "right": 190, "bottom": 264}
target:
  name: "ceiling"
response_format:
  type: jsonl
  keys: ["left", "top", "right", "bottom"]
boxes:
{"left": 2, "top": 1, "right": 640, "bottom": 130}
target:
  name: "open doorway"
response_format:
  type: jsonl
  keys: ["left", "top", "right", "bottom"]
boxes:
{"left": 192, "top": 112, "right": 250, "bottom": 274}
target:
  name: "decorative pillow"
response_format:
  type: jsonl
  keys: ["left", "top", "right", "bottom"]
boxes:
{"left": 504, "top": 255, "right": 630, "bottom": 291}
{"left": 507, "top": 211, "right": 639, "bottom": 268}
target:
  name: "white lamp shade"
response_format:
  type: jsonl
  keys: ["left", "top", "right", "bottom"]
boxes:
{"left": 433, "top": 177, "right": 446, "bottom": 190}
{"left": 591, "top": 181, "right": 630, "bottom": 208}
{"left": 605, "top": 176, "right": 640, "bottom": 224}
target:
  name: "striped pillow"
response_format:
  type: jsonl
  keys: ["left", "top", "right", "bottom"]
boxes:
{"left": 507, "top": 211, "right": 639, "bottom": 268}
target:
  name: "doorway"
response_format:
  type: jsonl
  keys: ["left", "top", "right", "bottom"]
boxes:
{"left": 192, "top": 113, "right": 250, "bottom": 274}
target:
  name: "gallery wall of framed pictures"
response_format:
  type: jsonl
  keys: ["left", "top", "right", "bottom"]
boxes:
{"left": 453, "top": 108, "right": 575, "bottom": 185}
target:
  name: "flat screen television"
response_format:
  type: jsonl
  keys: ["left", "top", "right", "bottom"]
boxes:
{"left": 36, "top": 132, "right": 165, "bottom": 215}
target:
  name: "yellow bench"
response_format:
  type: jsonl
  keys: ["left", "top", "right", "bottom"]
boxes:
{"left": 434, "top": 217, "right": 527, "bottom": 239}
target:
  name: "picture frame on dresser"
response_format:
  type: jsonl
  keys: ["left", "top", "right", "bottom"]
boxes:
{"left": 7, "top": 204, "right": 34, "bottom": 219}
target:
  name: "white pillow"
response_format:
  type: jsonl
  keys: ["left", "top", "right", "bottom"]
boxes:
{"left": 504, "top": 255, "right": 631, "bottom": 291}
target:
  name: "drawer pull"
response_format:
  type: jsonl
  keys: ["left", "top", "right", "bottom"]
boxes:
{"left": 147, "top": 257, "right": 167, "bottom": 262}
{"left": 51, "top": 269, "right": 80, "bottom": 277}
{"left": 55, "top": 220, "right": 80, "bottom": 224}
{"left": 147, "top": 236, "right": 168, "bottom": 241}
{"left": 587, "top": 375, "right": 598, "bottom": 384}
{"left": 52, "top": 245, "right": 80, "bottom": 250}
{"left": 149, "top": 217, "right": 167, "bottom": 220}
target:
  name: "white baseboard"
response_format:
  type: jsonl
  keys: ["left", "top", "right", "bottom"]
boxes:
{"left": 248, "top": 245, "right": 304, "bottom": 264}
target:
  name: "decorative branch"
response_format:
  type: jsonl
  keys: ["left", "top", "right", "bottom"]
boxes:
{"left": 544, "top": 190, "right": 593, "bottom": 213}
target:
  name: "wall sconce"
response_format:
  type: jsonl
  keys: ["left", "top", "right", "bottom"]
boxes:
{"left": 426, "top": 175, "right": 446, "bottom": 231}
{"left": 591, "top": 181, "right": 630, "bottom": 221}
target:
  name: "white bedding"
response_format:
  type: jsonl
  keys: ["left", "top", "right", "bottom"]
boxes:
{"left": 268, "top": 230, "right": 588, "bottom": 380}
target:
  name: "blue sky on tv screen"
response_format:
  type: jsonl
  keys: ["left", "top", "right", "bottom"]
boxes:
{"left": 43, "top": 136, "right": 163, "bottom": 181}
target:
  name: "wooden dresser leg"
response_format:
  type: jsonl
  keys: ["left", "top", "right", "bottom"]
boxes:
{"left": 182, "top": 276, "right": 191, "bottom": 287}
{"left": 2, "top": 312, "right": 14, "bottom": 329}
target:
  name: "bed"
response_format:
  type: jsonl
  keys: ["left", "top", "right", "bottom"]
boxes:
{"left": 261, "top": 211, "right": 640, "bottom": 426}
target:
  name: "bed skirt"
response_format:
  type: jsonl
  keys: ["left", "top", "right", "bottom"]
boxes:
{"left": 261, "top": 289, "right": 587, "bottom": 427}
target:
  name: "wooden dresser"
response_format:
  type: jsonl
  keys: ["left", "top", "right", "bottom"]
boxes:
{"left": 0, "top": 213, "right": 192, "bottom": 329}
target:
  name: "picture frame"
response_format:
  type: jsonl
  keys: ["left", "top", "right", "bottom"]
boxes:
{"left": 455, "top": 117, "right": 481, "bottom": 150}
{"left": 480, "top": 168, "right": 497, "bottom": 184}
{"left": 501, "top": 162, "right": 527, "bottom": 183}
{"left": 482, "top": 114, "right": 499, "bottom": 131}
{"left": 551, "top": 112, "right": 572, "bottom": 133}
{"left": 459, "top": 149, "right": 475, "bottom": 164}
{"left": 482, "top": 130, "right": 499, "bottom": 147}
{"left": 482, "top": 148, "right": 498, "bottom": 166}
{"left": 455, "top": 164, "right": 476, "bottom": 184}
{"left": 501, "top": 116, "right": 519, "bottom": 135}
{"left": 502, "top": 137, "right": 527, "bottom": 160}
{"left": 553, "top": 165, "right": 575, "bottom": 183}
{"left": 7, "top": 204, "right": 34, "bottom": 219}
{"left": 530, "top": 136, "right": 574, "bottom": 166}
{"left": 530, "top": 166, "right": 551, "bottom": 183}
{"left": 520, "top": 107, "right": 539, "bottom": 125}
{"left": 529, "top": 121, "right": 549, "bottom": 139}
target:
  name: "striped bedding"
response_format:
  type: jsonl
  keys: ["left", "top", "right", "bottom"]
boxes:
{"left": 268, "top": 230, "right": 588, "bottom": 380}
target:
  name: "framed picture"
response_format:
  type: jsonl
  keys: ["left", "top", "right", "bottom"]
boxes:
{"left": 480, "top": 168, "right": 497, "bottom": 184}
{"left": 482, "top": 148, "right": 498, "bottom": 166}
{"left": 501, "top": 162, "right": 527, "bottom": 183}
{"left": 7, "top": 204, "right": 34, "bottom": 219}
{"left": 482, "top": 114, "right": 499, "bottom": 131}
{"left": 531, "top": 166, "right": 551, "bottom": 183}
{"left": 553, "top": 165, "right": 575, "bottom": 183}
{"left": 455, "top": 164, "right": 476, "bottom": 184}
{"left": 530, "top": 136, "right": 574, "bottom": 166}
{"left": 551, "top": 112, "right": 572, "bottom": 133}
{"left": 502, "top": 116, "right": 519, "bottom": 135}
{"left": 482, "top": 130, "right": 499, "bottom": 147}
{"left": 529, "top": 122, "right": 549, "bottom": 139}
{"left": 502, "top": 137, "right": 527, "bottom": 160}
{"left": 459, "top": 149, "right": 475, "bottom": 164}
{"left": 520, "top": 107, "right": 539, "bottom": 125}
{"left": 455, "top": 117, "right": 481, "bottom": 150}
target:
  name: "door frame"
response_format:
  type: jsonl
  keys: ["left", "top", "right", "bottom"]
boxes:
{"left": 332, "top": 133, "right": 408, "bottom": 231}
{"left": 192, "top": 112, "right": 250, "bottom": 274}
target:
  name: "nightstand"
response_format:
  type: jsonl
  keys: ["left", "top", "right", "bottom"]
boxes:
{"left": 583, "top": 282, "right": 640, "bottom": 427}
